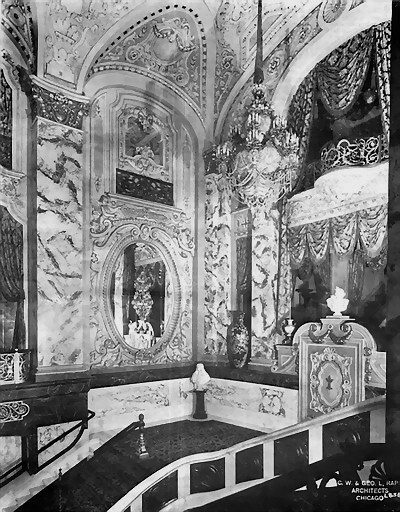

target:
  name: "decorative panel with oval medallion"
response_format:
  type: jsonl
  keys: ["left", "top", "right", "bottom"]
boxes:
{"left": 89, "top": 194, "right": 194, "bottom": 367}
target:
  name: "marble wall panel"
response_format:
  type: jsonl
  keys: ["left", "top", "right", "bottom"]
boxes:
{"left": 37, "top": 420, "right": 82, "bottom": 467}
{"left": 250, "top": 206, "right": 280, "bottom": 362}
{"left": 0, "top": 435, "right": 21, "bottom": 473}
{"left": 36, "top": 119, "right": 83, "bottom": 367}
{"left": 205, "top": 378, "right": 298, "bottom": 432}
{"left": 204, "top": 174, "right": 232, "bottom": 357}
{"left": 88, "top": 378, "right": 193, "bottom": 433}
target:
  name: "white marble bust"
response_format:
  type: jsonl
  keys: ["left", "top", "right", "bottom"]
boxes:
{"left": 191, "top": 363, "right": 211, "bottom": 391}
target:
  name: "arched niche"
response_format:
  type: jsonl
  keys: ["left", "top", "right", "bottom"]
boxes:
{"left": 84, "top": 71, "right": 202, "bottom": 368}
{"left": 84, "top": 74, "right": 203, "bottom": 215}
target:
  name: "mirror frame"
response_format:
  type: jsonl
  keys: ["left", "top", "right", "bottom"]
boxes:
{"left": 99, "top": 233, "right": 182, "bottom": 356}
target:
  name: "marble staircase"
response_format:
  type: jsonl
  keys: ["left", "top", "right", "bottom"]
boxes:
{"left": 1, "top": 429, "right": 112, "bottom": 512}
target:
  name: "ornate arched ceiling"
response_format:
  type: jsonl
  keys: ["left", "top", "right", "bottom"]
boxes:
{"left": 87, "top": 8, "right": 207, "bottom": 120}
{"left": 1, "top": 0, "right": 392, "bottom": 139}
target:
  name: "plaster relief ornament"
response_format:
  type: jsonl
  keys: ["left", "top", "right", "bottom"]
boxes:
{"left": 326, "top": 287, "right": 349, "bottom": 316}
{"left": 191, "top": 363, "right": 211, "bottom": 391}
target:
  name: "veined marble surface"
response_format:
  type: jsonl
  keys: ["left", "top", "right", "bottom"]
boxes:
{"left": 36, "top": 120, "right": 84, "bottom": 367}
{"left": 251, "top": 205, "right": 285, "bottom": 361}
{"left": 204, "top": 174, "right": 232, "bottom": 356}
{"left": 0, "top": 435, "right": 21, "bottom": 473}
{"left": 38, "top": 421, "right": 82, "bottom": 466}
{"left": 206, "top": 378, "right": 298, "bottom": 431}
{"left": 89, "top": 378, "right": 193, "bottom": 433}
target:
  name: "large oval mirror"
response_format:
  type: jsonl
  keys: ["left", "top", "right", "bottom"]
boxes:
{"left": 109, "top": 242, "right": 173, "bottom": 351}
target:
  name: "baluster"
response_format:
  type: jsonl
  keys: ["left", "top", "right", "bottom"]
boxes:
{"left": 225, "top": 452, "right": 236, "bottom": 488}
{"left": 308, "top": 425, "right": 323, "bottom": 464}
{"left": 13, "top": 349, "right": 22, "bottom": 384}
{"left": 370, "top": 407, "right": 386, "bottom": 443}
{"left": 177, "top": 464, "right": 190, "bottom": 499}
{"left": 263, "top": 441, "right": 274, "bottom": 479}
{"left": 137, "top": 414, "right": 149, "bottom": 459}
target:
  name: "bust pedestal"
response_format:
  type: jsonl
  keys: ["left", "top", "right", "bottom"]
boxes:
{"left": 192, "top": 390, "right": 207, "bottom": 420}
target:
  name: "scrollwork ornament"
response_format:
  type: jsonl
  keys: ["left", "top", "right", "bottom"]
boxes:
{"left": 309, "top": 347, "right": 352, "bottom": 414}
{"left": 0, "top": 400, "right": 30, "bottom": 422}
{"left": 90, "top": 196, "right": 193, "bottom": 368}
{"left": 308, "top": 319, "right": 353, "bottom": 344}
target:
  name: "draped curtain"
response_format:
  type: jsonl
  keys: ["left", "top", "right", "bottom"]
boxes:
{"left": 0, "top": 206, "right": 25, "bottom": 348}
{"left": 348, "top": 247, "right": 365, "bottom": 310}
{"left": 289, "top": 205, "right": 387, "bottom": 268}
{"left": 288, "top": 71, "right": 316, "bottom": 172}
{"left": 374, "top": 21, "right": 391, "bottom": 141}
{"left": 317, "top": 28, "right": 373, "bottom": 117}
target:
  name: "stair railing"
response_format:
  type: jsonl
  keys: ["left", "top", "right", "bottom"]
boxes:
{"left": 107, "top": 396, "right": 385, "bottom": 512}
{"left": 187, "top": 442, "right": 392, "bottom": 512}
{"left": 0, "top": 409, "right": 95, "bottom": 489}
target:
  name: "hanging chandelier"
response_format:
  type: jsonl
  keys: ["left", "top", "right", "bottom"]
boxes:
{"left": 214, "top": 0, "right": 300, "bottom": 208}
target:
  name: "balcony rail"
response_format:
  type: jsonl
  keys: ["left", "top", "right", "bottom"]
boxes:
{"left": 0, "top": 410, "right": 96, "bottom": 489}
{"left": 320, "top": 134, "right": 389, "bottom": 174}
{"left": 108, "top": 396, "right": 385, "bottom": 512}
{"left": 0, "top": 349, "right": 32, "bottom": 385}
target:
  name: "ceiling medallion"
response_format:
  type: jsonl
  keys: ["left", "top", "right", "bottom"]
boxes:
{"left": 321, "top": 0, "right": 349, "bottom": 25}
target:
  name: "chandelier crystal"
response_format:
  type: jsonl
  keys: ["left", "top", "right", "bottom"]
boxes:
{"left": 214, "top": 0, "right": 300, "bottom": 208}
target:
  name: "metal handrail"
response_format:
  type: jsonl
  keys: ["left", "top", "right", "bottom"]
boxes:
{"left": 0, "top": 409, "right": 95, "bottom": 489}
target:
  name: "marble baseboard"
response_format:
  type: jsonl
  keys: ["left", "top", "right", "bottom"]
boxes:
{"left": 205, "top": 378, "right": 299, "bottom": 432}
{"left": 88, "top": 378, "right": 194, "bottom": 435}
{"left": 89, "top": 364, "right": 195, "bottom": 389}
{"left": 0, "top": 436, "right": 21, "bottom": 474}
{"left": 203, "top": 362, "right": 299, "bottom": 389}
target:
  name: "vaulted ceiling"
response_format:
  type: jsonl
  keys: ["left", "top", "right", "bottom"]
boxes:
{"left": 1, "top": 0, "right": 391, "bottom": 138}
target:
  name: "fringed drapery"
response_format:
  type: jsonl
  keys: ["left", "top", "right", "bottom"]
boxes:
{"left": 348, "top": 247, "right": 365, "bottom": 308}
{"left": 0, "top": 206, "right": 25, "bottom": 347}
{"left": 374, "top": 21, "right": 391, "bottom": 141}
{"left": 288, "top": 71, "right": 316, "bottom": 171}
{"left": 317, "top": 28, "right": 373, "bottom": 117}
{"left": 289, "top": 205, "right": 387, "bottom": 268}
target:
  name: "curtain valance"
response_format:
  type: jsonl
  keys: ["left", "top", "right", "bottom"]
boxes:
{"left": 289, "top": 205, "right": 387, "bottom": 268}
{"left": 317, "top": 28, "right": 373, "bottom": 117}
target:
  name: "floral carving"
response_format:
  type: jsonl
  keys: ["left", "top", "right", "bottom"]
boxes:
{"left": 153, "top": 17, "right": 196, "bottom": 52}
{"left": 258, "top": 389, "right": 285, "bottom": 416}
{"left": 2, "top": 0, "right": 35, "bottom": 71}
{"left": 44, "top": 0, "right": 130, "bottom": 84}
{"left": 214, "top": 36, "right": 241, "bottom": 124}
{"left": 91, "top": 12, "right": 205, "bottom": 113}
{"left": 321, "top": 0, "right": 349, "bottom": 24}
{"left": 33, "top": 85, "right": 89, "bottom": 129}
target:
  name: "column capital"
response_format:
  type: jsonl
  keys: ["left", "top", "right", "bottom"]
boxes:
{"left": 1, "top": 55, "right": 90, "bottom": 130}
{"left": 32, "top": 82, "right": 90, "bottom": 130}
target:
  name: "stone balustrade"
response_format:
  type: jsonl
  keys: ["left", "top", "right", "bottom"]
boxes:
{"left": 0, "top": 349, "right": 31, "bottom": 385}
